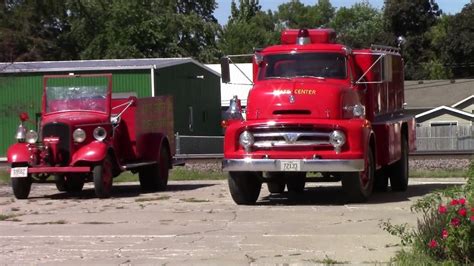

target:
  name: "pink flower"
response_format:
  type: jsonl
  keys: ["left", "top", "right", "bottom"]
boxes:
{"left": 458, "top": 208, "right": 467, "bottom": 217}
{"left": 429, "top": 239, "right": 438, "bottom": 248}
{"left": 441, "top": 229, "right": 448, "bottom": 239}
{"left": 458, "top": 198, "right": 466, "bottom": 205}
{"left": 438, "top": 205, "right": 447, "bottom": 214}
{"left": 450, "top": 217, "right": 461, "bottom": 227}
{"left": 450, "top": 199, "right": 459, "bottom": 206}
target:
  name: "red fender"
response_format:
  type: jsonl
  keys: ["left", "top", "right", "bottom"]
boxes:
{"left": 7, "top": 143, "right": 30, "bottom": 164}
{"left": 71, "top": 141, "right": 108, "bottom": 165}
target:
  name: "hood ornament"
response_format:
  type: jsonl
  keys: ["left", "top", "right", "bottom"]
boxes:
{"left": 289, "top": 94, "right": 295, "bottom": 104}
{"left": 284, "top": 132, "right": 300, "bottom": 143}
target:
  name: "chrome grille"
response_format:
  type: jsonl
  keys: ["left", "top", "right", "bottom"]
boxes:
{"left": 252, "top": 130, "right": 331, "bottom": 149}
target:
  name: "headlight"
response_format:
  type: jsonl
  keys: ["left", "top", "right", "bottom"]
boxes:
{"left": 239, "top": 131, "right": 254, "bottom": 151}
{"left": 352, "top": 104, "right": 365, "bottom": 117}
{"left": 25, "top": 130, "right": 38, "bottom": 144}
{"left": 93, "top": 127, "right": 107, "bottom": 141}
{"left": 73, "top": 128, "right": 86, "bottom": 143}
{"left": 329, "top": 130, "right": 346, "bottom": 150}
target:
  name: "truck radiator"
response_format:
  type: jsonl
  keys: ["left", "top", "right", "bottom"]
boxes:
{"left": 42, "top": 123, "right": 71, "bottom": 165}
{"left": 251, "top": 127, "right": 332, "bottom": 149}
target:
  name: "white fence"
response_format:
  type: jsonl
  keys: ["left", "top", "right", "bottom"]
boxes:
{"left": 416, "top": 125, "right": 473, "bottom": 151}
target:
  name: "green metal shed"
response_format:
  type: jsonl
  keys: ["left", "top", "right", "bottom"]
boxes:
{"left": 0, "top": 58, "right": 221, "bottom": 157}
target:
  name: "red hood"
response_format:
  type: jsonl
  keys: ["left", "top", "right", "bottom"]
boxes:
{"left": 42, "top": 112, "right": 109, "bottom": 126}
{"left": 246, "top": 79, "right": 357, "bottom": 120}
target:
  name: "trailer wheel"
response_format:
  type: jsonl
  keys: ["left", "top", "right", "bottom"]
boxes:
{"left": 390, "top": 137, "right": 409, "bottom": 191}
{"left": 228, "top": 171, "right": 261, "bottom": 205}
{"left": 139, "top": 146, "right": 170, "bottom": 191}
{"left": 55, "top": 175, "right": 84, "bottom": 193}
{"left": 266, "top": 172, "right": 286, "bottom": 194}
{"left": 342, "top": 149, "right": 374, "bottom": 202}
{"left": 11, "top": 164, "right": 32, "bottom": 200}
{"left": 287, "top": 172, "right": 306, "bottom": 193}
{"left": 93, "top": 155, "right": 113, "bottom": 198}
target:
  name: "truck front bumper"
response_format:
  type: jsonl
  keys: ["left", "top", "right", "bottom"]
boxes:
{"left": 222, "top": 158, "right": 364, "bottom": 172}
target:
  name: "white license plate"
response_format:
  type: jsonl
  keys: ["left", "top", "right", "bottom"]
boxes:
{"left": 11, "top": 167, "right": 28, "bottom": 178}
{"left": 280, "top": 160, "right": 301, "bottom": 171}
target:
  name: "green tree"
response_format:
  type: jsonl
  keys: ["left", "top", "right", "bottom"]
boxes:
{"left": 0, "top": 0, "right": 70, "bottom": 62}
{"left": 219, "top": 0, "right": 277, "bottom": 56}
{"left": 384, "top": 0, "right": 442, "bottom": 80}
{"left": 439, "top": 3, "right": 474, "bottom": 78}
{"left": 275, "top": 0, "right": 334, "bottom": 28}
{"left": 329, "top": 2, "right": 385, "bottom": 48}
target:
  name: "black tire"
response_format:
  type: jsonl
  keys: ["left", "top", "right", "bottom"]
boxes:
{"left": 390, "top": 137, "right": 409, "bottom": 191}
{"left": 228, "top": 171, "right": 261, "bottom": 205}
{"left": 11, "top": 176, "right": 32, "bottom": 199}
{"left": 93, "top": 155, "right": 113, "bottom": 198}
{"left": 55, "top": 175, "right": 84, "bottom": 193}
{"left": 374, "top": 168, "right": 389, "bottom": 192}
{"left": 342, "top": 149, "right": 375, "bottom": 202}
{"left": 286, "top": 172, "right": 306, "bottom": 193}
{"left": 139, "top": 146, "right": 170, "bottom": 191}
{"left": 266, "top": 172, "right": 286, "bottom": 194}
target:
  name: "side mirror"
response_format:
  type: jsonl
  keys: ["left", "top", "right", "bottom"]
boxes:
{"left": 127, "top": 96, "right": 137, "bottom": 107}
{"left": 19, "top": 112, "right": 29, "bottom": 122}
{"left": 220, "top": 57, "right": 231, "bottom": 83}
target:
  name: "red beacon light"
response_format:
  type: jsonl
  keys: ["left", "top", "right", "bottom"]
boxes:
{"left": 281, "top": 28, "right": 337, "bottom": 45}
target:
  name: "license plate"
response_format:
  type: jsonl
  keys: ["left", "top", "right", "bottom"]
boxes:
{"left": 280, "top": 160, "right": 301, "bottom": 171}
{"left": 11, "top": 167, "right": 28, "bottom": 178}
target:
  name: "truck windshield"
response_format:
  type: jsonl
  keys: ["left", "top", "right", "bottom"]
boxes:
{"left": 259, "top": 52, "right": 347, "bottom": 80}
{"left": 46, "top": 85, "right": 108, "bottom": 113}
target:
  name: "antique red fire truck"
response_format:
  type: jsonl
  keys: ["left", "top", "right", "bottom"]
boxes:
{"left": 7, "top": 74, "right": 174, "bottom": 199}
{"left": 221, "top": 29, "right": 416, "bottom": 204}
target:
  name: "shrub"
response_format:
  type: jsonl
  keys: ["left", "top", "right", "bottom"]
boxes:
{"left": 383, "top": 159, "right": 474, "bottom": 264}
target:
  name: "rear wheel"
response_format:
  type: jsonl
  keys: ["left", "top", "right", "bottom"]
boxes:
{"left": 11, "top": 164, "right": 32, "bottom": 200}
{"left": 342, "top": 149, "right": 375, "bottom": 202}
{"left": 93, "top": 155, "right": 113, "bottom": 198}
{"left": 228, "top": 171, "right": 261, "bottom": 205}
{"left": 266, "top": 172, "right": 286, "bottom": 194}
{"left": 139, "top": 146, "right": 170, "bottom": 191}
{"left": 55, "top": 174, "right": 84, "bottom": 193}
{"left": 286, "top": 172, "right": 306, "bottom": 193}
{"left": 390, "top": 137, "right": 409, "bottom": 191}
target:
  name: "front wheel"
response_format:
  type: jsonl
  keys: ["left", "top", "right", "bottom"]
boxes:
{"left": 228, "top": 171, "right": 262, "bottom": 205}
{"left": 266, "top": 172, "right": 286, "bottom": 194}
{"left": 342, "top": 149, "right": 375, "bottom": 202}
{"left": 11, "top": 164, "right": 32, "bottom": 199}
{"left": 93, "top": 155, "right": 113, "bottom": 198}
{"left": 286, "top": 172, "right": 306, "bottom": 193}
{"left": 55, "top": 174, "right": 84, "bottom": 193}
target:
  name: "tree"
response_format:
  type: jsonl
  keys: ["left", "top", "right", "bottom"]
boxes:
{"left": 0, "top": 0, "right": 71, "bottom": 62}
{"left": 275, "top": 0, "right": 334, "bottom": 29}
{"left": 219, "top": 0, "right": 278, "bottom": 57}
{"left": 329, "top": 2, "right": 385, "bottom": 48}
{"left": 384, "top": 0, "right": 442, "bottom": 79}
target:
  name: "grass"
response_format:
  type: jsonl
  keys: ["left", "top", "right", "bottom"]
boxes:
{"left": 409, "top": 169, "right": 468, "bottom": 178}
{"left": 0, "top": 213, "right": 18, "bottom": 221}
{"left": 135, "top": 195, "right": 171, "bottom": 202}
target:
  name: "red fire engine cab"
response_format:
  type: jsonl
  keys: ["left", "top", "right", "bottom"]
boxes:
{"left": 221, "top": 29, "right": 416, "bottom": 204}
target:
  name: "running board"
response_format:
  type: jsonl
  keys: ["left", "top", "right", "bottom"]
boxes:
{"left": 122, "top": 161, "right": 156, "bottom": 170}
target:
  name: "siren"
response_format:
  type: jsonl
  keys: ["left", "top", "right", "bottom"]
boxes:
{"left": 281, "top": 28, "right": 337, "bottom": 45}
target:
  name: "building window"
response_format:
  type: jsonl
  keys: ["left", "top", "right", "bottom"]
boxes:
{"left": 430, "top": 121, "right": 458, "bottom": 127}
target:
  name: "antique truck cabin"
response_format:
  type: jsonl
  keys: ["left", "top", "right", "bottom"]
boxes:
{"left": 221, "top": 29, "right": 416, "bottom": 205}
{"left": 7, "top": 74, "right": 173, "bottom": 199}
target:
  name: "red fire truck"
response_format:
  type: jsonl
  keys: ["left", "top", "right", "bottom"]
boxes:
{"left": 7, "top": 74, "right": 174, "bottom": 199}
{"left": 221, "top": 29, "right": 416, "bottom": 204}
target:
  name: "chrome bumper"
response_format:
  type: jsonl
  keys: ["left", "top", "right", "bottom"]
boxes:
{"left": 222, "top": 158, "right": 364, "bottom": 172}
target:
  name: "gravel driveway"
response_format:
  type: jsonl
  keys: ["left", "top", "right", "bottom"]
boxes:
{"left": 0, "top": 177, "right": 466, "bottom": 264}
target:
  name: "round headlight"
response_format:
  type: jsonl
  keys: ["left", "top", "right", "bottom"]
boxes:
{"left": 93, "top": 126, "right": 107, "bottom": 141}
{"left": 73, "top": 128, "right": 86, "bottom": 143}
{"left": 353, "top": 104, "right": 365, "bottom": 117}
{"left": 25, "top": 130, "right": 38, "bottom": 144}
{"left": 329, "top": 130, "right": 346, "bottom": 148}
{"left": 239, "top": 131, "right": 254, "bottom": 151}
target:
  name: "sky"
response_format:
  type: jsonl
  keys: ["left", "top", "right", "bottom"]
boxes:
{"left": 214, "top": 0, "right": 471, "bottom": 25}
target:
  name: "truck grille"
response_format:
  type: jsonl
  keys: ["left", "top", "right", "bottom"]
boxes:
{"left": 42, "top": 123, "right": 71, "bottom": 165}
{"left": 251, "top": 127, "right": 332, "bottom": 149}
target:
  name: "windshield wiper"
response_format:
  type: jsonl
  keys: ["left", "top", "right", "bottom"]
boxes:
{"left": 265, "top": 76, "right": 292, "bottom": 80}
{"left": 294, "top": 75, "right": 326, "bottom": 80}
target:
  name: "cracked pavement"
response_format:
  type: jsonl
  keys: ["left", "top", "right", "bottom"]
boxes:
{"left": 0, "top": 178, "right": 466, "bottom": 264}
